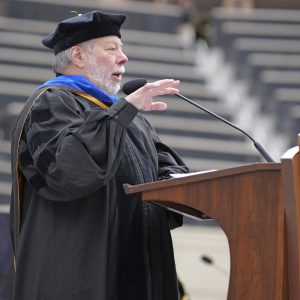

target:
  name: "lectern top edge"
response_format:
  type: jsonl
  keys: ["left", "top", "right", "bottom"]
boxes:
{"left": 124, "top": 162, "right": 281, "bottom": 195}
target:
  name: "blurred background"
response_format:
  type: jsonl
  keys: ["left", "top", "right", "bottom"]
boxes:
{"left": 1, "top": 0, "right": 300, "bottom": 299}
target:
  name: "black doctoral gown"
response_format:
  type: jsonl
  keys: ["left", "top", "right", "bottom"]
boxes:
{"left": 10, "top": 87, "right": 189, "bottom": 300}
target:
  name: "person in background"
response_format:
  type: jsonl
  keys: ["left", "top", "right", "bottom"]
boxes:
{"left": 222, "top": 0, "right": 254, "bottom": 9}
{"left": 10, "top": 10, "right": 189, "bottom": 300}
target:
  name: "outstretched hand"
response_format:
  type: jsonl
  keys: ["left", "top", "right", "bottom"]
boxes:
{"left": 124, "top": 79, "right": 180, "bottom": 111}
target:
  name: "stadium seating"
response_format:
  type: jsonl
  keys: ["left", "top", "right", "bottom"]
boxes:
{"left": 212, "top": 7, "right": 300, "bottom": 149}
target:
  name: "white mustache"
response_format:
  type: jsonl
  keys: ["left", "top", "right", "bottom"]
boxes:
{"left": 113, "top": 66, "right": 125, "bottom": 75}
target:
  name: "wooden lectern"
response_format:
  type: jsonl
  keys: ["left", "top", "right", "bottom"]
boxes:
{"left": 124, "top": 162, "right": 291, "bottom": 299}
{"left": 281, "top": 136, "right": 300, "bottom": 300}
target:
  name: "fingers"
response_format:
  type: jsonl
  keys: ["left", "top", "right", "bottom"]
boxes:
{"left": 145, "top": 79, "right": 180, "bottom": 96}
{"left": 125, "top": 79, "right": 180, "bottom": 111}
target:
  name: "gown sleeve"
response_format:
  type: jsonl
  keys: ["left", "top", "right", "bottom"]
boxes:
{"left": 19, "top": 88, "right": 138, "bottom": 201}
{"left": 141, "top": 115, "right": 190, "bottom": 229}
{"left": 156, "top": 141, "right": 190, "bottom": 230}
{"left": 140, "top": 114, "right": 189, "bottom": 178}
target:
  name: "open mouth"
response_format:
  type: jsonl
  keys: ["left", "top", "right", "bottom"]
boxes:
{"left": 112, "top": 72, "right": 123, "bottom": 80}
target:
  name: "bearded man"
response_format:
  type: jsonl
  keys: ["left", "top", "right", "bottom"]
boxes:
{"left": 10, "top": 10, "right": 189, "bottom": 300}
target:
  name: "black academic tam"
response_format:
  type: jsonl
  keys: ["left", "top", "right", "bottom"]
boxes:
{"left": 42, "top": 11, "right": 126, "bottom": 54}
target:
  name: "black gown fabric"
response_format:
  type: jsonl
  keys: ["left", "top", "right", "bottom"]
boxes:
{"left": 10, "top": 87, "right": 189, "bottom": 300}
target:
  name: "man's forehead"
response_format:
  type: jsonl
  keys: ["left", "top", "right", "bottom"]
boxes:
{"left": 93, "top": 35, "right": 123, "bottom": 45}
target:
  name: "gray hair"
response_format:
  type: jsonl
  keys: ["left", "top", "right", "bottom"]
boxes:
{"left": 53, "top": 39, "right": 95, "bottom": 74}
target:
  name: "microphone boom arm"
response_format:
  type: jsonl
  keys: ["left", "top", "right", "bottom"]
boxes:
{"left": 175, "top": 93, "right": 276, "bottom": 163}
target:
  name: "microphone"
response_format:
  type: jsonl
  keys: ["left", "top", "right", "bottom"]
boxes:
{"left": 200, "top": 255, "right": 229, "bottom": 277}
{"left": 122, "top": 78, "right": 276, "bottom": 163}
{"left": 122, "top": 78, "right": 147, "bottom": 95}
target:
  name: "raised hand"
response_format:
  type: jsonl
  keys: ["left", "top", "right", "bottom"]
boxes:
{"left": 125, "top": 79, "right": 180, "bottom": 111}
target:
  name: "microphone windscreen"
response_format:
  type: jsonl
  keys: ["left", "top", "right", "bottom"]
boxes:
{"left": 122, "top": 78, "right": 147, "bottom": 95}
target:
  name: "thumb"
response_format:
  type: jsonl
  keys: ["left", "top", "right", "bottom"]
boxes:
{"left": 150, "top": 102, "right": 167, "bottom": 111}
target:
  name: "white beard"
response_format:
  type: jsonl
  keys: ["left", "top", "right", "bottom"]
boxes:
{"left": 85, "top": 55, "right": 123, "bottom": 96}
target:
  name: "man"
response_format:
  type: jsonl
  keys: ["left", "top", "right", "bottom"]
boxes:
{"left": 10, "top": 11, "right": 189, "bottom": 300}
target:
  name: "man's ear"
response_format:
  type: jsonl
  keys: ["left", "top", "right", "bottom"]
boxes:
{"left": 70, "top": 45, "right": 86, "bottom": 69}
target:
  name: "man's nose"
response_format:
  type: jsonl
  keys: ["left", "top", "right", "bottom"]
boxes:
{"left": 117, "top": 52, "right": 128, "bottom": 65}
